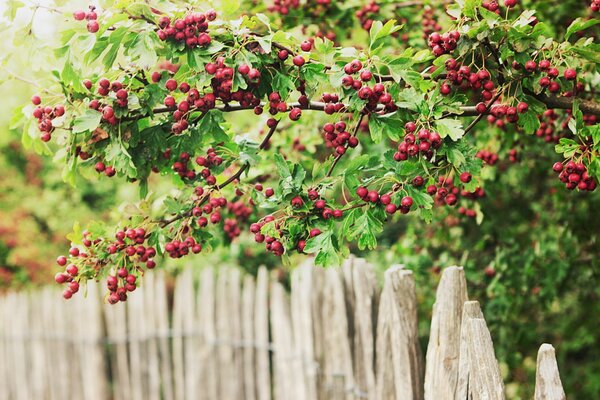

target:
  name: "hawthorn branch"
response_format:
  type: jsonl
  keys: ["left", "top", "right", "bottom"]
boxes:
{"left": 326, "top": 112, "right": 366, "bottom": 177}
{"left": 158, "top": 119, "right": 280, "bottom": 228}
{"left": 463, "top": 90, "right": 503, "bottom": 134}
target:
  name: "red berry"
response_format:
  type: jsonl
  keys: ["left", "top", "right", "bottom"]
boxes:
{"left": 459, "top": 172, "right": 472, "bottom": 183}
{"left": 563, "top": 68, "right": 577, "bottom": 80}
{"left": 31, "top": 95, "right": 41, "bottom": 105}
{"left": 300, "top": 41, "right": 312, "bottom": 52}
{"left": 400, "top": 196, "right": 413, "bottom": 208}
{"left": 309, "top": 228, "right": 321, "bottom": 237}
{"left": 87, "top": 20, "right": 100, "bottom": 33}
{"left": 73, "top": 10, "right": 86, "bottom": 20}
{"left": 293, "top": 55, "right": 305, "bottom": 67}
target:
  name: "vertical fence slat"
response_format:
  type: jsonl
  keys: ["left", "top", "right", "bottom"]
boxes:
{"left": 242, "top": 275, "right": 257, "bottom": 400}
{"left": 270, "top": 280, "right": 297, "bottom": 400}
{"left": 321, "top": 268, "right": 354, "bottom": 400}
{"left": 534, "top": 344, "right": 566, "bottom": 400}
{"left": 375, "top": 266, "right": 423, "bottom": 400}
{"left": 466, "top": 318, "right": 505, "bottom": 400}
{"left": 197, "top": 268, "right": 218, "bottom": 400}
{"left": 350, "top": 258, "right": 378, "bottom": 400}
{"left": 154, "top": 271, "right": 174, "bottom": 400}
{"left": 104, "top": 298, "right": 131, "bottom": 400}
{"left": 291, "top": 261, "right": 319, "bottom": 400}
{"left": 143, "top": 273, "right": 162, "bottom": 400}
{"left": 424, "top": 266, "right": 468, "bottom": 400}
{"left": 254, "top": 266, "right": 271, "bottom": 400}
{"left": 455, "top": 301, "right": 484, "bottom": 400}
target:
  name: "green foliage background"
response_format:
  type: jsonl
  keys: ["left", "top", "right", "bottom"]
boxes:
{"left": 0, "top": 0, "right": 599, "bottom": 398}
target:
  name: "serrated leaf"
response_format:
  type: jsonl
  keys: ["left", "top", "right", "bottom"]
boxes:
{"left": 72, "top": 109, "right": 102, "bottom": 133}
{"left": 368, "top": 112, "right": 403, "bottom": 142}
{"left": 435, "top": 119, "right": 464, "bottom": 141}
{"left": 566, "top": 18, "right": 600, "bottom": 41}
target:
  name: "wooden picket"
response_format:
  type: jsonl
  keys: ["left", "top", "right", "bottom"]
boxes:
{"left": 0, "top": 258, "right": 568, "bottom": 400}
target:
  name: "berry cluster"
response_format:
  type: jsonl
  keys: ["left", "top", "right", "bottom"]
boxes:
{"left": 476, "top": 150, "right": 500, "bottom": 166}
{"left": 165, "top": 236, "right": 203, "bottom": 258}
{"left": 54, "top": 256, "right": 81, "bottom": 299}
{"left": 156, "top": 11, "right": 216, "bottom": 48}
{"left": 94, "top": 161, "right": 116, "bottom": 177}
{"left": 250, "top": 215, "right": 285, "bottom": 256}
{"left": 421, "top": 6, "right": 442, "bottom": 39}
{"left": 320, "top": 93, "right": 346, "bottom": 115}
{"left": 307, "top": 192, "right": 345, "bottom": 220}
{"left": 191, "top": 193, "right": 229, "bottom": 229}
{"left": 443, "top": 60, "right": 495, "bottom": 100}
{"left": 592, "top": 0, "right": 600, "bottom": 12}
{"left": 552, "top": 161, "right": 597, "bottom": 191}
{"left": 356, "top": 186, "right": 414, "bottom": 215}
{"left": 86, "top": 77, "right": 129, "bottom": 115}
{"left": 223, "top": 200, "right": 253, "bottom": 240}
{"left": 322, "top": 121, "right": 359, "bottom": 155}
{"left": 428, "top": 31, "right": 460, "bottom": 57}
{"left": 263, "top": 92, "right": 302, "bottom": 120}
{"left": 516, "top": 60, "right": 577, "bottom": 94}
{"left": 393, "top": 124, "right": 442, "bottom": 161}
{"left": 268, "top": 0, "right": 300, "bottom": 15}
{"left": 341, "top": 60, "right": 396, "bottom": 112}
{"left": 73, "top": 5, "right": 99, "bottom": 33}
{"left": 55, "top": 228, "right": 157, "bottom": 302}
{"left": 106, "top": 271, "right": 137, "bottom": 304}
{"left": 31, "top": 95, "right": 64, "bottom": 142}
{"left": 485, "top": 102, "right": 529, "bottom": 128}
{"left": 355, "top": 2, "right": 381, "bottom": 31}
{"left": 195, "top": 148, "right": 222, "bottom": 185}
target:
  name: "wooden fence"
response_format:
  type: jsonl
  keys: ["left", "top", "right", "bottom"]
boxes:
{"left": 0, "top": 257, "right": 566, "bottom": 400}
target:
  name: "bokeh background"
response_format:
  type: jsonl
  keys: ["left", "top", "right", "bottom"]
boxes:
{"left": 0, "top": 0, "right": 599, "bottom": 398}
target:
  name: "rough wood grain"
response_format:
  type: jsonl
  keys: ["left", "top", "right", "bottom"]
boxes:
{"left": 350, "top": 257, "right": 379, "bottom": 400}
{"left": 270, "top": 281, "right": 297, "bottom": 400}
{"left": 321, "top": 267, "right": 354, "bottom": 400}
{"left": 455, "top": 301, "right": 484, "bottom": 400}
{"left": 424, "top": 266, "right": 468, "bottom": 400}
{"left": 254, "top": 266, "right": 271, "bottom": 400}
{"left": 291, "top": 261, "right": 319, "bottom": 400}
{"left": 375, "top": 265, "right": 423, "bottom": 400}
{"left": 198, "top": 268, "right": 218, "bottom": 400}
{"left": 466, "top": 318, "right": 505, "bottom": 400}
{"left": 534, "top": 344, "right": 566, "bottom": 400}
{"left": 242, "top": 275, "right": 257, "bottom": 400}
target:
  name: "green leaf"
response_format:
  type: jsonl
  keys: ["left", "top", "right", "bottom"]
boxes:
{"left": 304, "top": 230, "right": 342, "bottom": 267}
{"left": 369, "top": 112, "right": 404, "bottom": 142}
{"left": 565, "top": 18, "right": 600, "bottom": 41}
{"left": 463, "top": 0, "right": 482, "bottom": 18}
{"left": 129, "top": 31, "right": 159, "bottom": 68}
{"left": 518, "top": 110, "right": 541, "bottom": 134}
{"left": 347, "top": 208, "right": 383, "bottom": 250}
{"left": 72, "top": 109, "right": 102, "bottom": 133}
{"left": 222, "top": 0, "right": 241, "bottom": 14}
{"left": 369, "top": 20, "right": 402, "bottom": 51}
{"left": 555, "top": 138, "right": 579, "bottom": 158}
{"left": 435, "top": 119, "right": 465, "bottom": 141}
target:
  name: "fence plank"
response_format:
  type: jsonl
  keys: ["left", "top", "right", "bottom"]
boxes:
{"left": 104, "top": 297, "right": 131, "bottom": 400}
{"left": 321, "top": 268, "right": 354, "bottom": 400}
{"left": 197, "top": 268, "right": 218, "bottom": 400}
{"left": 291, "top": 261, "right": 319, "bottom": 400}
{"left": 242, "top": 275, "right": 257, "bottom": 400}
{"left": 153, "top": 271, "right": 175, "bottom": 400}
{"left": 375, "top": 266, "right": 423, "bottom": 400}
{"left": 270, "top": 281, "right": 297, "bottom": 400}
{"left": 534, "top": 344, "right": 566, "bottom": 400}
{"left": 466, "top": 318, "right": 505, "bottom": 400}
{"left": 455, "top": 301, "right": 484, "bottom": 400}
{"left": 254, "top": 266, "right": 271, "bottom": 400}
{"left": 424, "top": 266, "right": 468, "bottom": 400}
{"left": 350, "top": 258, "right": 379, "bottom": 400}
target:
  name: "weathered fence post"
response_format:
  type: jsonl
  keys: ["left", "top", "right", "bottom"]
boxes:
{"left": 466, "top": 318, "right": 505, "bottom": 399}
{"left": 455, "top": 300, "right": 484, "bottom": 400}
{"left": 534, "top": 344, "right": 566, "bottom": 400}
{"left": 424, "top": 266, "right": 468, "bottom": 400}
{"left": 375, "top": 265, "right": 423, "bottom": 400}
{"left": 254, "top": 266, "right": 271, "bottom": 400}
